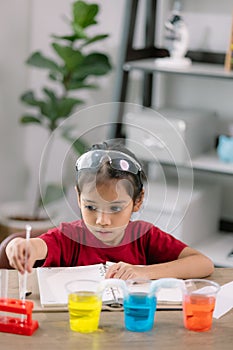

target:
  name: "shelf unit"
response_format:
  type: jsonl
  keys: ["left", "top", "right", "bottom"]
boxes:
{"left": 112, "top": 0, "right": 233, "bottom": 175}
{"left": 158, "top": 151, "right": 233, "bottom": 177}
{"left": 191, "top": 152, "right": 233, "bottom": 176}
{"left": 121, "top": 60, "right": 233, "bottom": 175}
{"left": 111, "top": 0, "right": 233, "bottom": 263}
{"left": 123, "top": 60, "right": 233, "bottom": 80}
{"left": 111, "top": 0, "right": 227, "bottom": 139}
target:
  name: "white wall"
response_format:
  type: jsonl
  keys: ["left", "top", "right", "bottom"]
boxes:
{"left": 0, "top": 0, "right": 31, "bottom": 202}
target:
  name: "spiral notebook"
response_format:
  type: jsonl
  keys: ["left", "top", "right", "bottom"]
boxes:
{"left": 36, "top": 263, "right": 182, "bottom": 309}
{"left": 37, "top": 262, "right": 123, "bottom": 308}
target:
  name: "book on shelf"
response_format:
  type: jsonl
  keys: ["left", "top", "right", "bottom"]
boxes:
{"left": 36, "top": 262, "right": 183, "bottom": 310}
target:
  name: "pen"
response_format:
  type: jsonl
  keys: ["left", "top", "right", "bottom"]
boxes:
{"left": 20, "top": 224, "right": 31, "bottom": 301}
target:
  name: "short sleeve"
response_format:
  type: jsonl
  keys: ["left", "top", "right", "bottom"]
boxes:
{"left": 145, "top": 226, "right": 187, "bottom": 264}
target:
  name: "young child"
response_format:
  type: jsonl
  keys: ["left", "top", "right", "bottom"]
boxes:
{"left": 6, "top": 141, "right": 214, "bottom": 280}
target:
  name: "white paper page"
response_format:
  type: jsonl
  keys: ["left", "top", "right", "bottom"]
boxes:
{"left": 104, "top": 285, "right": 182, "bottom": 305}
{"left": 157, "top": 287, "right": 182, "bottom": 304}
{"left": 105, "top": 262, "right": 182, "bottom": 304}
{"left": 37, "top": 264, "right": 105, "bottom": 307}
{"left": 213, "top": 281, "right": 233, "bottom": 319}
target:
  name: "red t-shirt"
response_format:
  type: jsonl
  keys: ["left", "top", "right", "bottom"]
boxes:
{"left": 39, "top": 220, "right": 187, "bottom": 267}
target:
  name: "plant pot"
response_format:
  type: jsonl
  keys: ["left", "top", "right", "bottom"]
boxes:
{"left": 0, "top": 201, "right": 54, "bottom": 242}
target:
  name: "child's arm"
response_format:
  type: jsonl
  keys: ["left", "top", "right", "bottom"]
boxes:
{"left": 5, "top": 237, "right": 48, "bottom": 274}
{"left": 105, "top": 247, "right": 214, "bottom": 280}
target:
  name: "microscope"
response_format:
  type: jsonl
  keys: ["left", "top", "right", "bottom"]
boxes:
{"left": 155, "top": 1, "right": 192, "bottom": 68}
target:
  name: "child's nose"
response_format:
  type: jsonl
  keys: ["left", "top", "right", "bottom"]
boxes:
{"left": 96, "top": 211, "right": 111, "bottom": 226}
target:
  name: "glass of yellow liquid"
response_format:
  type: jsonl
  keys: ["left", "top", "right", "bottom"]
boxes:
{"left": 66, "top": 280, "right": 102, "bottom": 333}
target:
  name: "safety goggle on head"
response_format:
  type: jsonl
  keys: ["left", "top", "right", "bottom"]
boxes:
{"left": 75, "top": 150, "right": 142, "bottom": 176}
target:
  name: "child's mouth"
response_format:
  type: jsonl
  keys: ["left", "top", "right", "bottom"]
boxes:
{"left": 97, "top": 231, "right": 112, "bottom": 234}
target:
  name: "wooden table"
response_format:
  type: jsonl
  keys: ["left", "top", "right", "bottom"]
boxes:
{"left": 1, "top": 309, "right": 233, "bottom": 350}
{"left": 1, "top": 268, "right": 233, "bottom": 350}
{"left": 7, "top": 267, "right": 233, "bottom": 312}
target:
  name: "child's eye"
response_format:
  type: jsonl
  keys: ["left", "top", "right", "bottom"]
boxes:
{"left": 110, "top": 206, "right": 122, "bottom": 213}
{"left": 85, "top": 205, "right": 97, "bottom": 211}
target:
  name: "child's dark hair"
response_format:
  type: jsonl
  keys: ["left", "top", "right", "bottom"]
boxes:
{"left": 76, "top": 140, "right": 145, "bottom": 203}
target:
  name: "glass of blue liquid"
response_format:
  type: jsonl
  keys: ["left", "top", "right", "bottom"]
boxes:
{"left": 100, "top": 277, "right": 184, "bottom": 332}
{"left": 123, "top": 292, "right": 157, "bottom": 332}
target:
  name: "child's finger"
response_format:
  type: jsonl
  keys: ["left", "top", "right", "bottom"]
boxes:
{"left": 105, "top": 267, "right": 116, "bottom": 278}
{"left": 11, "top": 256, "right": 25, "bottom": 274}
{"left": 26, "top": 256, "right": 35, "bottom": 273}
{"left": 105, "top": 264, "right": 120, "bottom": 278}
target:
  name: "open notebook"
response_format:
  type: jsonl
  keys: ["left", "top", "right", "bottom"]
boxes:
{"left": 37, "top": 262, "right": 182, "bottom": 309}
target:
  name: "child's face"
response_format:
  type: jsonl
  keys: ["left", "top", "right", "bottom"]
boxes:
{"left": 77, "top": 179, "right": 142, "bottom": 246}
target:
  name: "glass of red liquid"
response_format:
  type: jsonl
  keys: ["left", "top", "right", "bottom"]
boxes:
{"left": 182, "top": 279, "right": 220, "bottom": 332}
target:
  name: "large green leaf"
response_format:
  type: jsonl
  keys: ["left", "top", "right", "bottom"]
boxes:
{"left": 66, "top": 81, "right": 98, "bottom": 90}
{"left": 83, "top": 53, "right": 112, "bottom": 75}
{"left": 41, "top": 89, "right": 59, "bottom": 121}
{"left": 26, "top": 52, "right": 61, "bottom": 72}
{"left": 20, "top": 115, "right": 42, "bottom": 125}
{"left": 48, "top": 72, "right": 61, "bottom": 81}
{"left": 56, "top": 97, "right": 84, "bottom": 118}
{"left": 73, "top": 1, "right": 98, "bottom": 29}
{"left": 21, "top": 91, "right": 44, "bottom": 108}
{"left": 43, "top": 88, "right": 57, "bottom": 102}
{"left": 40, "top": 101, "right": 57, "bottom": 120}
{"left": 52, "top": 43, "right": 84, "bottom": 71}
{"left": 51, "top": 34, "right": 79, "bottom": 42}
{"left": 71, "top": 52, "right": 112, "bottom": 81}
{"left": 21, "top": 91, "right": 57, "bottom": 122}
{"left": 71, "top": 24, "right": 88, "bottom": 39}
{"left": 81, "top": 34, "right": 109, "bottom": 47}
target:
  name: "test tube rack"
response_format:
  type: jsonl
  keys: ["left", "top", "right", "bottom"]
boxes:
{"left": 0, "top": 298, "right": 39, "bottom": 336}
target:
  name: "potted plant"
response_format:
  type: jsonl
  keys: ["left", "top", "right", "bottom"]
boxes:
{"left": 0, "top": 0, "right": 112, "bottom": 237}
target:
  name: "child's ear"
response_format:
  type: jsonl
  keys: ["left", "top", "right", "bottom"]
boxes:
{"left": 75, "top": 186, "right": 81, "bottom": 208}
{"left": 132, "top": 190, "right": 144, "bottom": 212}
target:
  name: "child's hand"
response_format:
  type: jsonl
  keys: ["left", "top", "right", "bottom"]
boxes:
{"left": 105, "top": 261, "right": 146, "bottom": 280}
{"left": 6, "top": 237, "right": 36, "bottom": 274}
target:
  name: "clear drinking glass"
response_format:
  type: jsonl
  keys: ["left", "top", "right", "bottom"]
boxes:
{"left": 182, "top": 279, "right": 220, "bottom": 332}
{"left": 66, "top": 279, "right": 102, "bottom": 333}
